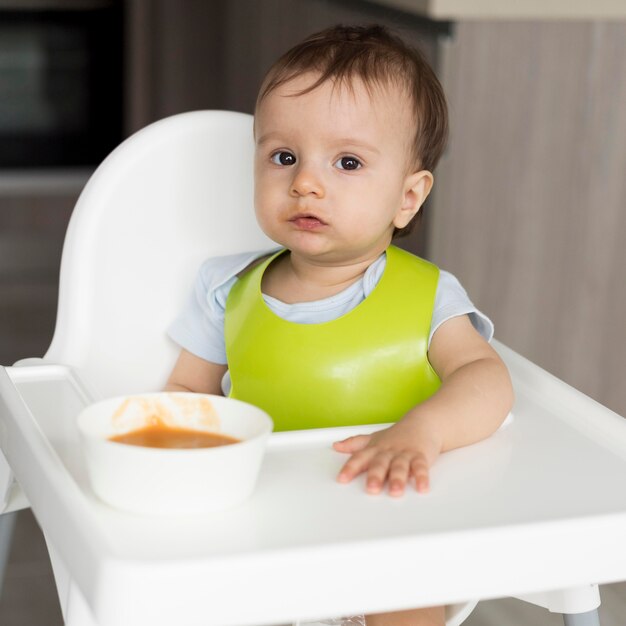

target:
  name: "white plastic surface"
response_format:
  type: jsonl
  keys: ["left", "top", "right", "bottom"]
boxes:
{"left": 45, "top": 111, "right": 274, "bottom": 398}
{"left": 1, "top": 344, "right": 626, "bottom": 626}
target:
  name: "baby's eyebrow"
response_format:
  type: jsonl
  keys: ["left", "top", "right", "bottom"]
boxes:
{"left": 255, "top": 133, "right": 380, "bottom": 156}
{"left": 256, "top": 132, "right": 282, "bottom": 145}
{"left": 333, "top": 139, "right": 380, "bottom": 155}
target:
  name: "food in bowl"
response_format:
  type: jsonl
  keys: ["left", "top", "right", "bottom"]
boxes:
{"left": 77, "top": 392, "right": 273, "bottom": 516}
{"left": 109, "top": 425, "right": 240, "bottom": 448}
{"left": 106, "top": 395, "right": 241, "bottom": 449}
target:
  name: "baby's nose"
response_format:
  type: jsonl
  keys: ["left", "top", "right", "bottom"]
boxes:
{"left": 290, "top": 165, "right": 325, "bottom": 198}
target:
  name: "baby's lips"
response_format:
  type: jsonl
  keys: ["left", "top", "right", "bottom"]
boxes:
{"left": 290, "top": 215, "right": 328, "bottom": 230}
{"left": 290, "top": 210, "right": 328, "bottom": 224}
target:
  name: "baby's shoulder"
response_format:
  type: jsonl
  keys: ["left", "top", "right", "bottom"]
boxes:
{"left": 433, "top": 267, "right": 474, "bottom": 309}
{"left": 234, "top": 251, "right": 276, "bottom": 279}
{"left": 194, "top": 248, "right": 279, "bottom": 312}
{"left": 436, "top": 268, "right": 466, "bottom": 293}
{"left": 196, "top": 248, "right": 276, "bottom": 288}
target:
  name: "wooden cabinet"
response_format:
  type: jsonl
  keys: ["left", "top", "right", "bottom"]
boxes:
{"left": 429, "top": 21, "right": 626, "bottom": 415}
{"left": 125, "top": 0, "right": 449, "bottom": 127}
{"left": 0, "top": 182, "right": 81, "bottom": 363}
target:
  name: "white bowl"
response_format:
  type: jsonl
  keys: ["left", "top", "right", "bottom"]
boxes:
{"left": 77, "top": 392, "right": 273, "bottom": 516}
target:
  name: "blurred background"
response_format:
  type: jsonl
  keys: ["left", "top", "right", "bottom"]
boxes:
{"left": 0, "top": 0, "right": 625, "bottom": 624}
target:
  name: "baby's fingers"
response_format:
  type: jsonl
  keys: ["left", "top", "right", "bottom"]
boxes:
{"left": 337, "top": 446, "right": 378, "bottom": 484}
{"left": 365, "top": 451, "right": 395, "bottom": 494}
{"left": 410, "top": 454, "right": 431, "bottom": 494}
{"left": 333, "top": 434, "right": 371, "bottom": 454}
{"left": 387, "top": 453, "right": 413, "bottom": 497}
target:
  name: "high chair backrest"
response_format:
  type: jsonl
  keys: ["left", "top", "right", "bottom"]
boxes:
{"left": 46, "top": 111, "right": 274, "bottom": 398}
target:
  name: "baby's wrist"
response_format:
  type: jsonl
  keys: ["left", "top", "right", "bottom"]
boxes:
{"left": 398, "top": 409, "right": 444, "bottom": 458}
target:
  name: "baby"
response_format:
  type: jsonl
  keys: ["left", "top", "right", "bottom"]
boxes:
{"left": 166, "top": 24, "right": 514, "bottom": 626}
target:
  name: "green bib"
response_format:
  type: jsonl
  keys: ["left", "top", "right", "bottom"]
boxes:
{"left": 224, "top": 245, "right": 441, "bottom": 431}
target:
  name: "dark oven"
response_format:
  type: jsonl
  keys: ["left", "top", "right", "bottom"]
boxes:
{"left": 0, "top": 0, "right": 123, "bottom": 168}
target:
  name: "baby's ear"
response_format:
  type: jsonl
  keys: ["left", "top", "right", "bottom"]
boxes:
{"left": 394, "top": 170, "right": 434, "bottom": 229}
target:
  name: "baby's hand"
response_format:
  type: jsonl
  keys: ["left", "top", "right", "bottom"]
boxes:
{"left": 333, "top": 418, "right": 442, "bottom": 496}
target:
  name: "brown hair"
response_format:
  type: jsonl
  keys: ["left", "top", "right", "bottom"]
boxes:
{"left": 255, "top": 25, "right": 448, "bottom": 237}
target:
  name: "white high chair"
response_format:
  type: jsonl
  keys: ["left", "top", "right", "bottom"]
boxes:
{"left": 0, "top": 109, "right": 272, "bottom": 622}
{"left": 0, "top": 110, "right": 620, "bottom": 626}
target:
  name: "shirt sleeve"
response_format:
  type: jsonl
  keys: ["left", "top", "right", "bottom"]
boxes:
{"left": 429, "top": 270, "right": 494, "bottom": 348}
{"left": 166, "top": 260, "right": 232, "bottom": 364}
{"left": 167, "top": 250, "right": 275, "bottom": 364}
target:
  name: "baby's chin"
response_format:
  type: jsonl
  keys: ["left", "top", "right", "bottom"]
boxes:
{"left": 288, "top": 245, "right": 387, "bottom": 268}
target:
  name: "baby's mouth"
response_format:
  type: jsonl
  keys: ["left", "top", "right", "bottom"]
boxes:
{"left": 289, "top": 213, "right": 328, "bottom": 230}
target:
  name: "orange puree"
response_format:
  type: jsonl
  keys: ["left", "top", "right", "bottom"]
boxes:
{"left": 109, "top": 423, "right": 239, "bottom": 449}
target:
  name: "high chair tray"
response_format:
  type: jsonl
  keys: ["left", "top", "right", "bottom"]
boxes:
{"left": 1, "top": 343, "right": 626, "bottom": 626}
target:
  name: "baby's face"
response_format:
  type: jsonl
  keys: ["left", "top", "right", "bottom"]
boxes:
{"left": 254, "top": 73, "right": 420, "bottom": 265}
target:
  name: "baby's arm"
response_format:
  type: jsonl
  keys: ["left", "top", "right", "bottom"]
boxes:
{"left": 165, "top": 349, "right": 227, "bottom": 395}
{"left": 333, "top": 314, "right": 514, "bottom": 496}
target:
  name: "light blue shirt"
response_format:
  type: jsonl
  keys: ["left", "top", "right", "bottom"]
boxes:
{"left": 168, "top": 249, "right": 494, "bottom": 369}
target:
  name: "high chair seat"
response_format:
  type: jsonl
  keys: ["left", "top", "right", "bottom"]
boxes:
{"left": 1, "top": 111, "right": 622, "bottom": 626}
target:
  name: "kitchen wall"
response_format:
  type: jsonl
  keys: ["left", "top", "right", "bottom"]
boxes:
{"left": 430, "top": 21, "right": 626, "bottom": 416}
{"left": 0, "top": 1, "right": 121, "bottom": 365}
{"left": 125, "top": 0, "right": 449, "bottom": 129}
{"left": 0, "top": 180, "right": 84, "bottom": 364}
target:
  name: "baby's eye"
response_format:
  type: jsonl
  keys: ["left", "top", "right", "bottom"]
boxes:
{"left": 270, "top": 151, "right": 296, "bottom": 166}
{"left": 335, "top": 156, "right": 362, "bottom": 171}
